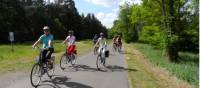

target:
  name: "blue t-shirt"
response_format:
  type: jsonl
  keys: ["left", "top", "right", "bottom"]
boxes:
{"left": 39, "top": 34, "right": 53, "bottom": 48}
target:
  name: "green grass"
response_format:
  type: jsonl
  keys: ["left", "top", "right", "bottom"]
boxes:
{"left": 124, "top": 43, "right": 161, "bottom": 88}
{"left": 133, "top": 43, "right": 199, "bottom": 87}
{"left": 0, "top": 40, "right": 93, "bottom": 73}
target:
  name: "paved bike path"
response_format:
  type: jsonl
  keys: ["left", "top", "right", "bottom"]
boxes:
{"left": 0, "top": 46, "right": 131, "bottom": 88}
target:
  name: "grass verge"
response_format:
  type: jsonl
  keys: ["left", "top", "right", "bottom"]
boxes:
{"left": 124, "top": 43, "right": 161, "bottom": 88}
{"left": 0, "top": 40, "right": 93, "bottom": 73}
{"left": 133, "top": 43, "right": 198, "bottom": 88}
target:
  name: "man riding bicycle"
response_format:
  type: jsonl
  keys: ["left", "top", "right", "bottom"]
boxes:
{"left": 32, "top": 26, "right": 54, "bottom": 64}
{"left": 62, "top": 30, "right": 76, "bottom": 55}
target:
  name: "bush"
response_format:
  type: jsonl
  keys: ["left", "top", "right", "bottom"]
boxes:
{"left": 139, "top": 25, "right": 166, "bottom": 49}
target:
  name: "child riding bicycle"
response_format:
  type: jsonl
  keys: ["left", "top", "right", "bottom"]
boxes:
{"left": 62, "top": 30, "right": 77, "bottom": 56}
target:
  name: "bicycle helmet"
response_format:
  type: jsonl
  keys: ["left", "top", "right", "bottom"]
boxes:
{"left": 43, "top": 26, "right": 50, "bottom": 31}
{"left": 68, "top": 30, "right": 74, "bottom": 35}
{"left": 100, "top": 32, "right": 103, "bottom": 36}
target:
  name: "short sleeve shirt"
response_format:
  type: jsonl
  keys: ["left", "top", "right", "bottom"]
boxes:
{"left": 97, "top": 37, "right": 106, "bottom": 47}
{"left": 39, "top": 34, "right": 53, "bottom": 48}
{"left": 65, "top": 35, "right": 76, "bottom": 46}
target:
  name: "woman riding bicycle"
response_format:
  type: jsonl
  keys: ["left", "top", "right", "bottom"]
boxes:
{"left": 95, "top": 33, "right": 107, "bottom": 57}
{"left": 32, "top": 26, "right": 54, "bottom": 63}
{"left": 116, "top": 34, "right": 122, "bottom": 50}
{"left": 62, "top": 30, "right": 76, "bottom": 56}
{"left": 112, "top": 36, "right": 118, "bottom": 48}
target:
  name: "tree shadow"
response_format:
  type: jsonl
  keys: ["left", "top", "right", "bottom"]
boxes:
{"left": 177, "top": 53, "right": 199, "bottom": 66}
{"left": 39, "top": 76, "right": 93, "bottom": 88}
{"left": 105, "top": 65, "right": 138, "bottom": 72}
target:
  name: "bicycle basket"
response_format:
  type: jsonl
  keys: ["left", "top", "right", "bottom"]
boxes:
{"left": 105, "top": 50, "right": 109, "bottom": 57}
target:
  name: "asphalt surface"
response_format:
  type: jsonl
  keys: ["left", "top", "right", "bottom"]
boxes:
{"left": 0, "top": 46, "right": 131, "bottom": 88}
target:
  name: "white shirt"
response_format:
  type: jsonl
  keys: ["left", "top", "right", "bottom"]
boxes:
{"left": 65, "top": 35, "right": 76, "bottom": 46}
{"left": 97, "top": 37, "right": 107, "bottom": 47}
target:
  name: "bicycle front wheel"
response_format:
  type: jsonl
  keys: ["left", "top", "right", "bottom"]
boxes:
{"left": 96, "top": 55, "right": 104, "bottom": 70}
{"left": 30, "top": 63, "right": 41, "bottom": 87}
{"left": 60, "top": 54, "right": 69, "bottom": 70}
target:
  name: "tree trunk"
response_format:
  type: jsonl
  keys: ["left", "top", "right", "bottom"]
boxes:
{"left": 167, "top": 0, "right": 178, "bottom": 62}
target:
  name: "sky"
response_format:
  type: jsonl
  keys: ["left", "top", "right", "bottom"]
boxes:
{"left": 48, "top": 0, "right": 141, "bottom": 28}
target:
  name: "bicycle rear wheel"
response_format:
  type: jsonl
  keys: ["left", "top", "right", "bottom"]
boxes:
{"left": 47, "top": 56, "right": 55, "bottom": 78}
{"left": 70, "top": 54, "right": 76, "bottom": 66}
{"left": 30, "top": 63, "right": 41, "bottom": 87}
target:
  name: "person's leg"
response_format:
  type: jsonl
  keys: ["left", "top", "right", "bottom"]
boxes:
{"left": 47, "top": 48, "right": 54, "bottom": 60}
{"left": 42, "top": 49, "right": 48, "bottom": 63}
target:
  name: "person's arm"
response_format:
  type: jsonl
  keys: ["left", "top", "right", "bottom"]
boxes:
{"left": 48, "top": 35, "right": 53, "bottom": 48}
{"left": 32, "top": 35, "right": 43, "bottom": 48}
{"left": 104, "top": 38, "right": 107, "bottom": 45}
{"left": 32, "top": 39, "right": 40, "bottom": 48}
{"left": 73, "top": 36, "right": 76, "bottom": 44}
{"left": 62, "top": 36, "right": 68, "bottom": 45}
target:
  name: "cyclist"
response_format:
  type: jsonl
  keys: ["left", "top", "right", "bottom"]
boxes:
{"left": 62, "top": 30, "right": 76, "bottom": 55}
{"left": 92, "top": 34, "right": 98, "bottom": 45}
{"left": 116, "top": 34, "right": 122, "bottom": 50}
{"left": 32, "top": 26, "right": 54, "bottom": 64}
{"left": 95, "top": 33, "right": 107, "bottom": 57}
{"left": 112, "top": 36, "right": 118, "bottom": 49}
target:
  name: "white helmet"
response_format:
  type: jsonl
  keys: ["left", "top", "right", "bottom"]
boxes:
{"left": 100, "top": 32, "right": 103, "bottom": 36}
{"left": 43, "top": 26, "right": 50, "bottom": 31}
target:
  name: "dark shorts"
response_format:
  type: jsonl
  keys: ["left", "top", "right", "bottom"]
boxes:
{"left": 42, "top": 48, "right": 54, "bottom": 63}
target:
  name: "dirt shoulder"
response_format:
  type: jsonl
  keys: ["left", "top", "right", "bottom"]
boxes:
{"left": 125, "top": 43, "right": 192, "bottom": 88}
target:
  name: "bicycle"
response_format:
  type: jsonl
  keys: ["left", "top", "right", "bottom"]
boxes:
{"left": 96, "top": 45, "right": 109, "bottom": 70}
{"left": 60, "top": 50, "right": 77, "bottom": 70}
{"left": 30, "top": 47, "right": 55, "bottom": 87}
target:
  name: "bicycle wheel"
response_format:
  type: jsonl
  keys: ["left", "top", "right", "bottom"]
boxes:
{"left": 60, "top": 54, "right": 69, "bottom": 70}
{"left": 47, "top": 56, "right": 55, "bottom": 78}
{"left": 30, "top": 63, "right": 41, "bottom": 87}
{"left": 96, "top": 55, "right": 104, "bottom": 70}
{"left": 70, "top": 54, "right": 76, "bottom": 66}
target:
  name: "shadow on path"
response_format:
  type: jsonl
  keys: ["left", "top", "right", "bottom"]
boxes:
{"left": 62, "top": 64, "right": 138, "bottom": 73}
{"left": 62, "top": 64, "right": 98, "bottom": 72}
{"left": 38, "top": 75, "right": 93, "bottom": 88}
{"left": 105, "top": 65, "right": 138, "bottom": 72}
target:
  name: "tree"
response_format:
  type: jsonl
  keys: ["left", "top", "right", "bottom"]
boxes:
{"left": 111, "top": 0, "right": 199, "bottom": 61}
